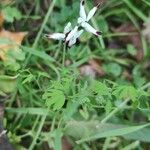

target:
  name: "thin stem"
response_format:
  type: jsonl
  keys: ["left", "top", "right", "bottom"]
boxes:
{"left": 92, "top": 18, "right": 105, "bottom": 49}
{"left": 122, "top": 0, "right": 149, "bottom": 23}
{"left": 102, "top": 137, "right": 111, "bottom": 150}
{"left": 101, "top": 82, "right": 150, "bottom": 123}
{"left": 23, "top": 0, "right": 56, "bottom": 68}
{"left": 29, "top": 114, "right": 47, "bottom": 150}
{"left": 101, "top": 98, "right": 130, "bottom": 123}
{"left": 141, "top": 82, "right": 150, "bottom": 90}
{"left": 62, "top": 43, "right": 67, "bottom": 67}
{"left": 121, "top": 141, "right": 139, "bottom": 150}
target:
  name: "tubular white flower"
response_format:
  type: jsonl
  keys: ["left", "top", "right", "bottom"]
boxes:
{"left": 64, "top": 22, "right": 72, "bottom": 34}
{"left": 75, "top": 29, "right": 84, "bottom": 39}
{"left": 68, "top": 30, "right": 83, "bottom": 47}
{"left": 68, "top": 36, "right": 76, "bottom": 47}
{"left": 87, "top": 3, "right": 101, "bottom": 21}
{"left": 81, "top": 22, "right": 101, "bottom": 36}
{"left": 86, "top": 7, "right": 97, "bottom": 21}
{"left": 78, "top": 1, "right": 102, "bottom": 37}
{"left": 45, "top": 33, "right": 65, "bottom": 40}
{"left": 80, "top": 0, "right": 86, "bottom": 21}
{"left": 66, "top": 26, "right": 78, "bottom": 42}
{"left": 45, "top": 1, "right": 102, "bottom": 47}
{"left": 78, "top": 17, "right": 85, "bottom": 24}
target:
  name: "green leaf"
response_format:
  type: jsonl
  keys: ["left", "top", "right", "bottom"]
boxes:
{"left": 123, "top": 127, "right": 150, "bottom": 142}
{"left": 43, "top": 89, "right": 65, "bottom": 110}
{"left": 4, "top": 58, "right": 21, "bottom": 71}
{"left": 90, "top": 80, "right": 110, "bottom": 96}
{"left": 65, "top": 121, "right": 150, "bottom": 144}
{"left": 2, "top": 6, "right": 22, "bottom": 22}
{"left": 22, "top": 46, "right": 55, "bottom": 62}
{"left": 105, "top": 100, "right": 112, "bottom": 115}
{"left": 79, "top": 106, "right": 89, "bottom": 120}
{"left": 122, "top": 0, "right": 150, "bottom": 23}
{"left": 51, "top": 81, "right": 64, "bottom": 90}
{"left": 127, "top": 44, "right": 137, "bottom": 56}
{"left": 97, "top": 15, "right": 109, "bottom": 33}
{"left": 63, "top": 101, "right": 80, "bottom": 120}
{"left": 8, "top": 48, "right": 25, "bottom": 61}
{"left": 76, "top": 123, "right": 150, "bottom": 143}
{"left": 103, "top": 63, "right": 122, "bottom": 77}
{"left": 113, "top": 85, "right": 138, "bottom": 101}
{"left": 22, "top": 73, "right": 34, "bottom": 84}
{"left": 5, "top": 107, "right": 53, "bottom": 116}
{"left": 0, "top": 75, "right": 17, "bottom": 93}
{"left": 61, "top": 77, "right": 73, "bottom": 93}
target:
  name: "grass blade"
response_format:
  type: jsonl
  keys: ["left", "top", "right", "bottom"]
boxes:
{"left": 76, "top": 123, "right": 150, "bottom": 144}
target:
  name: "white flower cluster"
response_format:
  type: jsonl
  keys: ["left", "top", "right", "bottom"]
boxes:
{"left": 45, "top": 0, "right": 102, "bottom": 47}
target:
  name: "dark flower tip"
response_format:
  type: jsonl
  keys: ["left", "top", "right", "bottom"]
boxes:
{"left": 82, "top": 0, "right": 85, "bottom": 5}
{"left": 44, "top": 34, "right": 49, "bottom": 38}
{"left": 96, "top": 31, "right": 102, "bottom": 36}
{"left": 97, "top": 2, "right": 102, "bottom": 8}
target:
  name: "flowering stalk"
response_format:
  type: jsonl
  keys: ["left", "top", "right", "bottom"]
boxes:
{"left": 45, "top": 0, "right": 102, "bottom": 48}
{"left": 62, "top": 43, "right": 67, "bottom": 67}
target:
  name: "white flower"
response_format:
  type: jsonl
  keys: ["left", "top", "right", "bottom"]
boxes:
{"left": 45, "top": 22, "right": 72, "bottom": 41}
{"left": 45, "top": 1, "right": 102, "bottom": 48}
{"left": 66, "top": 26, "right": 78, "bottom": 42}
{"left": 64, "top": 22, "right": 72, "bottom": 34}
{"left": 45, "top": 33, "right": 65, "bottom": 40}
{"left": 68, "top": 29, "right": 84, "bottom": 47}
{"left": 65, "top": 26, "right": 84, "bottom": 47}
{"left": 78, "top": 0, "right": 102, "bottom": 36}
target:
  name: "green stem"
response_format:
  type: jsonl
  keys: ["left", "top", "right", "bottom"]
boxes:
{"left": 101, "top": 98, "right": 130, "bottom": 123}
{"left": 29, "top": 114, "right": 47, "bottom": 150}
{"left": 91, "top": 18, "right": 105, "bottom": 49}
{"left": 62, "top": 43, "right": 67, "bottom": 67}
{"left": 102, "top": 137, "right": 111, "bottom": 150}
{"left": 122, "top": 0, "right": 150, "bottom": 23}
{"left": 23, "top": 0, "right": 56, "bottom": 68}
{"left": 141, "top": 82, "right": 150, "bottom": 90}
{"left": 101, "top": 82, "right": 150, "bottom": 123}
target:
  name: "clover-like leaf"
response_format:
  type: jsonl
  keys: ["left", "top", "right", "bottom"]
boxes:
{"left": 43, "top": 89, "right": 65, "bottom": 111}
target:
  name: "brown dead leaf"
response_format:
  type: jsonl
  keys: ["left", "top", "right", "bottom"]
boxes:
{"left": 79, "top": 59, "right": 105, "bottom": 78}
{"left": 113, "top": 23, "right": 143, "bottom": 61}
{"left": 0, "top": 13, "right": 4, "bottom": 28}
{"left": 0, "top": 30, "right": 27, "bottom": 60}
{"left": 122, "top": 69, "right": 132, "bottom": 81}
{"left": 80, "top": 65, "right": 97, "bottom": 78}
{"left": 144, "top": 61, "right": 150, "bottom": 70}
{"left": 88, "top": 59, "right": 105, "bottom": 76}
{"left": 62, "top": 138, "right": 72, "bottom": 150}
{"left": 0, "top": 10, "right": 27, "bottom": 60}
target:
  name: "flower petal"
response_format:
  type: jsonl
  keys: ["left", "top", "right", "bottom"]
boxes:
{"left": 66, "top": 26, "right": 78, "bottom": 42}
{"left": 68, "top": 36, "right": 77, "bottom": 47}
{"left": 81, "top": 22, "right": 101, "bottom": 36}
{"left": 68, "top": 30, "right": 83, "bottom": 47}
{"left": 77, "top": 17, "right": 85, "bottom": 24}
{"left": 86, "top": 3, "right": 101, "bottom": 21}
{"left": 64, "top": 22, "right": 72, "bottom": 34}
{"left": 75, "top": 29, "right": 84, "bottom": 39}
{"left": 45, "top": 33, "right": 65, "bottom": 40}
{"left": 80, "top": 0, "right": 86, "bottom": 21}
{"left": 86, "top": 7, "right": 97, "bottom": 21}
